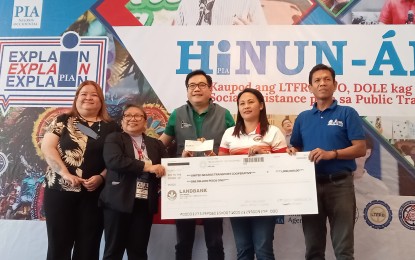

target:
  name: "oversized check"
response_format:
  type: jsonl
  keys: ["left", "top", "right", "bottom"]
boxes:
{"left": 161, "top": 152, "right": 318, "bottom": 219}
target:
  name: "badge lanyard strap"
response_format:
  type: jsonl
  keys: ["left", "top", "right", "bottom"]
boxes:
{"left": 131, "top": 136, "right": 146, "bottom": 161}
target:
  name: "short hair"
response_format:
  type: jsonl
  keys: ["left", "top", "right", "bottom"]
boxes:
{"left": 308, "top": 64, "right": 336, "bottom": 85}
{"left": 233, "top": 88, "right": 269, "bottom": 138}
{"left": 122, "top": 104, "right": 147, "bottom": 120}
{"left": 69, "top": 80, "right": 111, "bottom": 122}
{"left": 185, "top": 70, "right": 212, "bottom": 87}
{"left": 281, "top": 117, "right": 292, "bottom": 127}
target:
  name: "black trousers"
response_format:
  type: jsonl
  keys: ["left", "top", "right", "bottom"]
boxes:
{"left": 175, "top": 218, "right": 224, "bottom": 260}
{"left": 44, "top": 187, "right": 103, "bottom": 260}
{"left": 103, "top": 199, "right": 153, "bottom": 260}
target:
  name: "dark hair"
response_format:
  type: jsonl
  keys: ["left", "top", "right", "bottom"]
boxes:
{"left": 185, "top": 70, "right": 212, "bottom": 87}
{"left": 69, "top": 80, "right": 112, "bottom": 122}
{"left": 308, "top": 64, "right": 336, "bottom": 85}
{"left": 281, "top": 117, "right": 292, "bottom": 127}
{"left": 233, "top": 88, "right": 269, "bottom": 138}
{"left": 122, "top": 104, "right": 147, "bottom": 120}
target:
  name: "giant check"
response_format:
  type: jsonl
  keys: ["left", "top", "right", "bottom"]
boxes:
{"left": 161, "top": 152, "right": 317, "bottom": 219}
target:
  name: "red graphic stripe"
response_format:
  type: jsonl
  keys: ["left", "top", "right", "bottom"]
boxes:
{"left": 271, "top": 147, "right": 288, "bottom": 153}
{"left": 95, "top": 0, "right": 142, "bottom": 26}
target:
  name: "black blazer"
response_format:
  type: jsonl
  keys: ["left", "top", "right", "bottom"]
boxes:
{"left": 99, "top": 132, "right": 167, "bottom": 214}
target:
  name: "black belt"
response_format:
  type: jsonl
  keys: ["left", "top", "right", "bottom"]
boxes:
{"left": 316, "top": 172, "right": 351, "bottom": 184}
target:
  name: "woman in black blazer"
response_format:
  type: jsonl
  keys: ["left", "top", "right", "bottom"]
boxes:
{"left": 99, "top": 104, "right": 166, "bottom": 260}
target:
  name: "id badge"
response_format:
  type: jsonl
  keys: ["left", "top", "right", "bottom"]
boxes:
{"left": 136, "top": 177, "right": 149, "bottom": 199}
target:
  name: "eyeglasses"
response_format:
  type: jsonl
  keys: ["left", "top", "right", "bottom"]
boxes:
{"left": 123, "top": 114, "right": 145, "bottom": 120}
{"left": 187, "top": 82, "right": 210, "bottom": 90}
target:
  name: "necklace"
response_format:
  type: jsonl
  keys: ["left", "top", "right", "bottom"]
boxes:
{"left": 79, "top": 115, "right": 98, "bottom": 122}
{"left": 78, "top": 115, "right": 101, "bottom": 132}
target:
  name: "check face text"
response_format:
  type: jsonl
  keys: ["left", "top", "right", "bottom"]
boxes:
{"left": 161, "top": 153, "right": 317, "bottom": 219}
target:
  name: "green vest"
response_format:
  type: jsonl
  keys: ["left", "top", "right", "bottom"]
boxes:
{"left": 174, "top": 101, "right": 228, "bottom": 157}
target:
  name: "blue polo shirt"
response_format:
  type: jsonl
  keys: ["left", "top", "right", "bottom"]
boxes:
{"left": 290, "top": 100, "right": 365, "bottom": 175}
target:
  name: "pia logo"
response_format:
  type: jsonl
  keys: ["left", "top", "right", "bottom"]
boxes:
{"left": 12, "top": 0, "right": 43, "bottom": 29}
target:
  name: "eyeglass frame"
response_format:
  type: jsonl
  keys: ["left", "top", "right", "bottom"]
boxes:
{"left": 186, "top": 82, "right": 211, "bottom": 90}
{"left": 123, "top": 114, "right": 146, "bottom": 121}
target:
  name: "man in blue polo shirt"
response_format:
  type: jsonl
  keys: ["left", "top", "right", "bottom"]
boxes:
{"left": 288, "top": 64, "right": 366, "bottom": 260}
{"left": 159, "top": 69, "right": 234, "bottom": 260}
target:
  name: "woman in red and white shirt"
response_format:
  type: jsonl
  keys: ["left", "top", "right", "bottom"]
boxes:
{"left": 219, "top": 88, "right": 287, "bottom": 260}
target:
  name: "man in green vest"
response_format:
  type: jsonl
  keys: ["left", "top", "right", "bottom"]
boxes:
{"left": 159, "top": 69, "right": 235, "bottom": 260}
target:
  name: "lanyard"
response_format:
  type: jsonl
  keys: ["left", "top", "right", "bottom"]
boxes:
{"left": 131, "top": 136, "right": 146, "bottom": 160}
{"left": 76, "top": 122, "right": 99, "bottom": 140}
